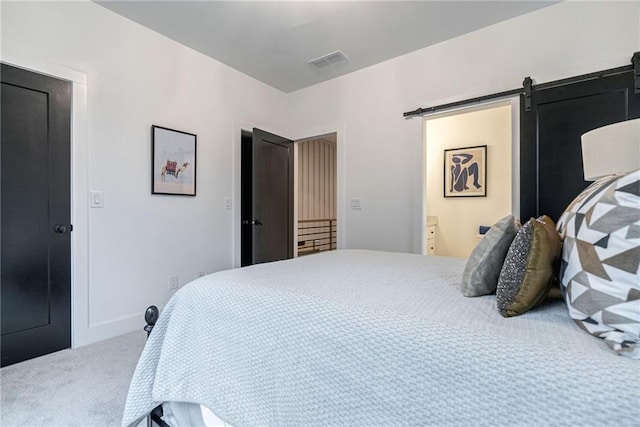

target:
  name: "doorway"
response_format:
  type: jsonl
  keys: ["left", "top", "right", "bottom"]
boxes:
{"left": 294, "top": 134, "right": 338, "bottom": 256}
{"left": 240, "top": 128, "right": 294, "bottom": 266}
{"left": 1, "top": 64, "right": 72, "bottom": 366}
{"left": 424, "top": 102, "right": 514, "bottom": 258}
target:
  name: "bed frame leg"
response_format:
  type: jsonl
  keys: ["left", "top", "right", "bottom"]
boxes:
{"left": 144, "top": 305, "right": 160, "bottom": 337}
{"left": 143, "top": 306, "right": 168, "bottom": 427}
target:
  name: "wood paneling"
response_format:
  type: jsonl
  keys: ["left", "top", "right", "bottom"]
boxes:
{"left": 297, "top": 138, "right": 336, "bottom": 220}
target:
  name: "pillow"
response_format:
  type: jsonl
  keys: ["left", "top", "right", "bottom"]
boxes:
{"left": 461, "top": 215, "right": 520, "bottom": 297}
{"left": 496, "top": 215, "right": 562, "bottom": 317}
{"left": 556, "top": 170, "right": 640, "bottom": 358}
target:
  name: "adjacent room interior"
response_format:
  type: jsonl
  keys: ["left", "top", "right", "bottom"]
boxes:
{"left": 295, "top": 133, "right": 338, "bottom": 257}
{"left": 424, "top": 101, "right": 514, "bottom": 258}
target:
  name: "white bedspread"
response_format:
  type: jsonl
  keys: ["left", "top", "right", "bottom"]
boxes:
{"left": 123, "top": 250, "right": 639, "bottom": 426}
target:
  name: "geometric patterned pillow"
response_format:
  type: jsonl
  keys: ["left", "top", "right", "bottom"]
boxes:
{"left": 556, "top": 169, "right": 640, "bottom": 358}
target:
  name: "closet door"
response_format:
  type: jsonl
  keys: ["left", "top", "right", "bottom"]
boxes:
{"left": 1, "top": 64, "right": 72, "bottom": 367}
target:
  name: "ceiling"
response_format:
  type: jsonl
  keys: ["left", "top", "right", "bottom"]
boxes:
{"left": 96, "top": 1, "right": 557, "bottom": 93}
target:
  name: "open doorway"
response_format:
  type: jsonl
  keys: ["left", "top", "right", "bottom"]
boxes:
{"left": 423, "top": 101, "right": 516, "bottom": 258}
{"left": 294, "top": 133, "right": 337, "bottom": 257}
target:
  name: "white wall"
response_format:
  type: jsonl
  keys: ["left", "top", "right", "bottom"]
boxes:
{"left": 425, "top": 104, "right": 512, "bottom": 258}
{"left": 1, "top": 0, "right": 289, "bottom": 346}
{"left": 287, "top": 1, "right": 640, "bottom": 254}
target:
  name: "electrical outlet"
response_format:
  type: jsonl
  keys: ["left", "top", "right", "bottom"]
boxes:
{"left": 197, "top": 271, "right": 205, "bottom": 277}
{"left": 168, "top": 275, "right": 179, "bottom": 290}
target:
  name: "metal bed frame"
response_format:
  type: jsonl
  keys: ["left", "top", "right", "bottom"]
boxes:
{"left": 143, "top": 306, "right": 170, "bottom": 427}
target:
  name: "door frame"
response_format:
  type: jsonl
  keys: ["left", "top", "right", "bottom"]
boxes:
{"left": 1, "top": 50, "right": 90, "bottom": 348}
{"left": 232, "top": 122, "right": 346, "bottom": 267}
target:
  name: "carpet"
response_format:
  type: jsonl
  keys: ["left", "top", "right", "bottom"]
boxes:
{"left": 1, "top": 331, "right": 146, "bottom": 426}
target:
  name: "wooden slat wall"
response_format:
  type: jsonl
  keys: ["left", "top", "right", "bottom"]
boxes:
{"left": 298, "top": 138, "right": 336, "bottom": 220}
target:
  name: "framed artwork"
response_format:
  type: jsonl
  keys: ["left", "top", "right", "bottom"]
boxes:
{"left": 444, "top": 145, "right": 487, "bottom": 197}
{"left": 151, "top": 125, "right": 197, "bottom": 196}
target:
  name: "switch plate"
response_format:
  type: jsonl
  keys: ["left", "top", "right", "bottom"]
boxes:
{"left": 168, "top": 275, "right": 179, "bottom": 290}
{"left": 90, "top": 191, "right": 104, "bottom": 208}
{"left": 224, "top": 197, "right": 232, "bottom": 210}
{"left": 350, "top": 198, "right": 362, "bottom": 210}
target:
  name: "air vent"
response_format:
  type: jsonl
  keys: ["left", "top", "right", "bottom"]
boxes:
{"left": 309, "top": 50, "right": 348, "bottom": 69}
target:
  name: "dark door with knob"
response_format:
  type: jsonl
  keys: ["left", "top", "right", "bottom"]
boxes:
{"left": 1, "top": 64, "right": 72, "bottom": 367}
{"left": 240, "top": 128, "right": 294, "bottom": 266}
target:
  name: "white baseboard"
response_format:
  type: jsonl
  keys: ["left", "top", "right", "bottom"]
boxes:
{"left": 79, "top": 308, "right": 163, "bottom": 347}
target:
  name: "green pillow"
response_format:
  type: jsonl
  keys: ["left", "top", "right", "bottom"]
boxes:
{"left": 496, "top": 215, "right": 562, "bottom": 317}
{"left": 461, "top": 215, "right": 520, "bottom": 297}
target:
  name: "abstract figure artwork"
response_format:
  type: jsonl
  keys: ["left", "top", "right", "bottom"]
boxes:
{"left": 444, "top": 145, "right": 487, "bottom": 197}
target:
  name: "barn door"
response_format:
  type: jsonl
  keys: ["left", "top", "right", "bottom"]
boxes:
{"left": 520, "top": 71, "right": 640, "bottom": 222}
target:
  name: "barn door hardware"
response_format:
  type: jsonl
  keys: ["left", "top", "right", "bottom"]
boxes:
{"left": 403, "top": 52, "right": 639, "bottom": 119}
{"left": 523, "top": 77, "right": 533, "bottom": 112}
{"left": 633, "top": 51, "right": 640, "bottom": 94}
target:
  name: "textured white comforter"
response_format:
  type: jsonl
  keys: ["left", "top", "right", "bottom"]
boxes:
{"left": 123, "top": 250, "right": 639, "bottom": 426}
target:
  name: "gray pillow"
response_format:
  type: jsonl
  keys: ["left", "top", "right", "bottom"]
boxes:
{"left": 461, "top": 215, "right": 520, "bottom": 297}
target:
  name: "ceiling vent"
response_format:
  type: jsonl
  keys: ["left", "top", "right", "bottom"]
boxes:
{"left": 309, "top": 50, "right": 348, "bottom": 69}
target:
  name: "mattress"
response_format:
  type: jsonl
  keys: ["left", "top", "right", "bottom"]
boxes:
{"left": 201, "top": 405, "right": 230, "bottom": 426}
{"left": 123, "top": 250, "right": 640, "bottom": 426}
{"left": 157, "top": 402, "right": 230, "bottom": 426}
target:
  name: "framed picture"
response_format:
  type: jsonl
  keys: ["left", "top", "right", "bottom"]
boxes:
{"left": 444, "top": 145, "right": 487, "bottom": 198}
{"left": 151, "top": 125, "right": 197, "bottom": 196}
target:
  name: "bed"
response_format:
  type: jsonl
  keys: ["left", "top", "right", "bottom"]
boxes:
{"left": 122, "top": 248, "right": 640, "bottom": 427}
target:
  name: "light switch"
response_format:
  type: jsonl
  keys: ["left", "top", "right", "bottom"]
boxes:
{"left": 350, "top": 198, "right": 362, "bottom": 210}
{"left": 224, "top": 197, "right": 232, "bottom": 210}
{"left": 90, "top": 191, "right": 104, "bottom": 208}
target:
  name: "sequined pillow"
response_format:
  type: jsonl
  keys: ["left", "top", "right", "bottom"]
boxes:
{"left": 496, "top": 215, "right": 562, "bottom": 317}
{"left": 557, "top": 170, "right": 640, "bottom": 358}
{"left": 461, "top": 215, "right": 520, "bottom": 297}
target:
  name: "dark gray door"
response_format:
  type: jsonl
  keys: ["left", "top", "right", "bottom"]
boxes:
{"left": 1, "top": 64, "right": 72, "bottom": 367}
{"left": 249, "top": 128, "right": 294, "bottom": 264}
{"left": 520, "top": 71, "right": 640, "bottom": 222}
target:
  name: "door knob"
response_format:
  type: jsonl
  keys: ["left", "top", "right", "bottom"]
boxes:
{"left": 54, "top": 224, "right": 67, "bottom": 234}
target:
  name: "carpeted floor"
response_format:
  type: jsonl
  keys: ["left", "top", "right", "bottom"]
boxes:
{"left": 1, "top": 331, "right": 146, "bottom": 427}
